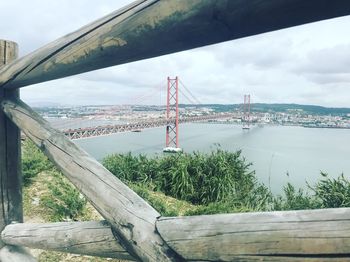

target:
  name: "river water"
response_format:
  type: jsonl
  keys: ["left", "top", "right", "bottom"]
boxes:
{"left": 75, "top": 124, "right": 350, "bottom": 193}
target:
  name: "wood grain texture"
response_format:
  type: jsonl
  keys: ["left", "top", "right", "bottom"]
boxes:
{"left": 209, "top": 256, "right": 350, "bottom": 262}
{"left": 2, "top": 221, "right": 134, "bottom": 260}
{"left": 157, "top": 208, "right": 350, "bottom": 261}
{"left": 0, "top": 41, "right": 18, "bottom": 67}
{"left": 0, "top": 245, "right": 36, "bottom": 262}
{"left": 0, "top": 40, "right": 22, "bottom": 249}
{"left": 1, "top": 98, "right": 181, "bottom": 261}
{"left": 1, "top": 0, "right": 350, "bottom": 89}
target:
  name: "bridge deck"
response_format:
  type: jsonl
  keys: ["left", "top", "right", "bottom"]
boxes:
{"left": 63, "top": 113, "right": 239, "bottom": 139}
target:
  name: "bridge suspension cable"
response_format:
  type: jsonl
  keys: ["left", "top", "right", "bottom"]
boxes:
{"left": 129, "top": 81, "right": 164, "bottom": 105}
{"left": 178, "top": 79, "right": 202, "bottom": 105}
{"left": 178, "top": 88, "right": 197, "bottom": 105}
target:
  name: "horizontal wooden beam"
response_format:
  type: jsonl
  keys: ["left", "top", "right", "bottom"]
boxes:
{"left": 157, "top": 208, "right": 350, "bottom": 261}
{"left": 1, "top": 99, "right": 181, "bottom": 261}
{"left": 0, "top": 245, "right": 36, "bottom": 262}
{"left": 1, "top": 221, "right": 134, "bottom": 260}
{"left": 1, "top": 0, "right": 350, "bottom": 89}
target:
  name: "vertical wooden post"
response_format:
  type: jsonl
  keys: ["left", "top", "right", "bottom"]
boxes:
{"left": 0, "top": 40, "right": 21, "bottom": 248}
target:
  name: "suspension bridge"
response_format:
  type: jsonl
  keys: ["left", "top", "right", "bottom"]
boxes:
{"left": 51, "top": 77, "right": 252, "bottom": 143}
{"left": 62, "top": 112, "right": 239, "bottom": 140}
{"left": 2, "top": 1, "right": 350, "bottom": 261}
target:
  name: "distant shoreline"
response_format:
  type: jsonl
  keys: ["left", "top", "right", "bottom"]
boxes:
{"left": 303, "top": 125, "right": 350, "bottom": 129}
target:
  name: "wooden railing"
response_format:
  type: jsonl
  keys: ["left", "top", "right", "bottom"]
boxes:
{"left": 1, "top": 1, "right": 350, "bottom": 261}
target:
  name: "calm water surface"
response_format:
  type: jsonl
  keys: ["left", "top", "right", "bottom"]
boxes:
{"left": 76, "top": 124, "right": 350, "bottom": 193}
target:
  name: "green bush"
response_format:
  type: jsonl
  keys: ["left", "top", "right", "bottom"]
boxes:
{"left": 103, "top": 149, "right": 271, "bottom": 210}
{"left": 103, "top": 149, "right": 350, "bottom": 215}
{"left": 103, "top": 153, "right": 154, "bottom": 184}
{"left": 22, "top": 140, "right": 350, "bottom": 221}
{"left": 273, "top": 183, "right": 320, "bottom": 210}
{"left": 22, "top": 140, "right": 54, "bottom": 186}
{"left": 312, "top": 172, "right": 350, "bottom": 208}
{"left": 273, "top": 174, "right": 350, "bottom": 211}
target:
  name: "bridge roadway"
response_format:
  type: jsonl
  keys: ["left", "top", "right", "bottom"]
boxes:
{"left": 64, "top": 113, "right": 240, "bottom": 140}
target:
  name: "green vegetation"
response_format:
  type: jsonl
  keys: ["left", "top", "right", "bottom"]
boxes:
{"left": 273, "top": 183, "right": 320, "bottom": 211}
{"left": 40, "top": 170, "right": 87, "bottom": 221}
{"left": 103, "top": 149, "right": 272, "bottom": 214}
{"left": 21, "top": 141, "right": 350, "bottom": 261}
{"left": 103, "top": 149, "right": 350, "bottom": 215}
{"left": 312, "top": 172, "right": 350, "bottom": 208}
{"left": 22, "top": 140, "right": 54, "bottom": 186}
{"left": 23, "top": 140, "right": 350, "bottom": 218}
{"left": 22, "top": 141, "right": 87, "bottom": 222}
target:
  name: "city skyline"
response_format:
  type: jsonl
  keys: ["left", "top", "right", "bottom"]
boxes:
{"left": 1, "top": 0, "right": 350, "bottom": 107}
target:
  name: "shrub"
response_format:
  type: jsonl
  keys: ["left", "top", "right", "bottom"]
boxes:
{"left": 103, "top": 149, "right": 350, "bottom": 214}
{"left": 103, "top": 153, "right": 153, "bottom": 184}
{"left": 311, "top": 172, "right": 350, "bottom": 208}
{"left": 103, "top": 148, "right": 271, "bottom": 209}
{"left": 273, "top": 183, "right": 320, "bottom": 210}
{"left": 274, "top": 173, "right": 350, "bottom": 210}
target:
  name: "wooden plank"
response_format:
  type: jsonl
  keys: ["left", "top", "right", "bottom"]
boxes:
{"left": 156, "top": 208, "right": 350, "bottom": 261}
{"left": 0, "top": 40, "right": 22, "bottom": 249}
{"left": 0, "top": 245, "right": 36, "bottom": 262}
{"left": 210, "top": 256, "right": 350, "bottom": 262}
{"left": 1, "top": 99, "right": 181, "bottom": 261}
{"left": 1, "top": 221, "right": 134, "bottom": 260}
{"left": 1, "top": 0, "right": 350, "bottom": 89}
{"left": 0, "top": 41, "right": 18, "bottom": 67}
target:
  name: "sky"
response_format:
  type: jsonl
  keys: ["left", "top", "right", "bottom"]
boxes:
{"left": 1, "top": 1, "right": 350, "bottom": 107}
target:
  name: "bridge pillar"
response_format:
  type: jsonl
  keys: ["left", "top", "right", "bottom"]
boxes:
{"left": 0, "top": 40, "right": 22, "bottom": 247}
{"left": 165, "top": 76, "right": 181, "bottom": 152}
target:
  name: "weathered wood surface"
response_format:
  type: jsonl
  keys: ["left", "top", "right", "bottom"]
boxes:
{"left": 0, "top": 40, "right": 18, "bottom": 67}
{"left": 0, "top": 245, "right": 36, "bottom": 262}
{"left": 157, "top": 208, "right": 350, "bottom": 261}
{"left": 1, "top": 0, "right": 350, "bottom": 89}
{"left": 0, "top": 40, "right": 22, "bottom": 249}
{"left": 1, "top": 98, "right": 181, "bottom": 262}
{"left": 209, "top": 256, "right": 350, "bottom": 261}
{"left": 2, "top": 221, "right": 134, "bottom": 260}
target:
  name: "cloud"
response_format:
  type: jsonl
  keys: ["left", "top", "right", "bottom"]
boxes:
{"left": 292, "top": 44, "right": 350, "bottom": 86}
{"left": 1, "top": 1, "right": 350, "bottom": 107}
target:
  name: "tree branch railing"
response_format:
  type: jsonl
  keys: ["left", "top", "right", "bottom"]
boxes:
{"left": 1, "top": 221, "right": 134, "bottom": 260}
{"left": 1, "top": 0, "right": 350, "bottom": 261}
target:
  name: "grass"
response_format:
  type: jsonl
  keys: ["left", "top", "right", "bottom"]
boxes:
{"left": 21, "top": 140, "right": 350, "bottom": 261}
{"left": 312, "top": 172, "right": 350, "bottom": 208}
{"left": 103, "top": 149, "right": 272, "bottom": 212}
{"left": 22, "top": 141, "right": 109, "bottom": 261}
{"left": 22, "top": 141, "right": 88, "bottom": 222}
{"left": 22, "top": 140, "right": 54, "bottom": 186}
{"left": 40, "top": 170, "right": 87, "bottom": 221}
{"left": 103, "top": 149, "right": 350, "bottom": 215}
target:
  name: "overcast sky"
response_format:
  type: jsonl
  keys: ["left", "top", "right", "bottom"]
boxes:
{"left": 1, "top": 1, "right": 350, "bottom": 107}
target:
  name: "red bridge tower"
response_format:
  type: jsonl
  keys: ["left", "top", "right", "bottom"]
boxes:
{"left": 164, "top": 76, "right": 182, "bottom": 152}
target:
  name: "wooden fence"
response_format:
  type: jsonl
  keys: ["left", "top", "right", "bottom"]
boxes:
{"left": 1, "top": 1, "right": 350, "bottom": 261}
